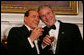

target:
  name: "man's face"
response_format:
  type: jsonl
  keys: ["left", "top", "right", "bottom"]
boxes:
{"left": 39, "top": 7, "right": 56, "bottom": 27}
{"left": 25, "top": 10, "right": 40, "bottom": 29}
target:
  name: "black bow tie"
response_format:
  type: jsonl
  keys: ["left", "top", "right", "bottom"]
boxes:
{"left": 47, "top": 25, "right": 56, "bottom": 30}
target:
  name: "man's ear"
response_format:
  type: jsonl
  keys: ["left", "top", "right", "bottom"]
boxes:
{"left": 24, "top": 16, "right": 28, "bottom": 22}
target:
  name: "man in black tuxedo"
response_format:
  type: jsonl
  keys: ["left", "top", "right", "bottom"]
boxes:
{"left": 38, "top": 5, "right": 83, "bottom": 54}
{"left": 7, "top": 9, "right": 44, "bottom": 54}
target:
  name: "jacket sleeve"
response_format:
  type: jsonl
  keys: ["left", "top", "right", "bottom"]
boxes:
{"left": 7, "top": 27, "right": 35, "bottom": 54}
{"left": 72, "top": 24, "right": 83, "bottom": 54}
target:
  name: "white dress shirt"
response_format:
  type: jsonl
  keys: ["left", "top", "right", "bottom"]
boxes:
{"left": 25, "top": 24, "right": 40, "bottom": 54}
{"left": 42, "top": 20, "right": 60, "bottom": 54}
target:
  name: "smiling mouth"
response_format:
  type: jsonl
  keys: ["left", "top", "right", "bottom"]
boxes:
{"left": 46, "top": 18, "right": 52, "bottom": 22}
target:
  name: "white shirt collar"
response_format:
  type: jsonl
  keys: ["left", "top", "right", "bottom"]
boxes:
{"left": 49, "top": 20, "right": 60, "bottom": 54}
{"left": 25, "top": 24, "right": 32, "bottom": 31}
{"left": 54, "top": 20, "right": 60, "bottom": 29}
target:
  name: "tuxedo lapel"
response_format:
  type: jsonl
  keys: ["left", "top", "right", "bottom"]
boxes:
{"left": 21, "top": 25, "right": 31, "bottom": 39}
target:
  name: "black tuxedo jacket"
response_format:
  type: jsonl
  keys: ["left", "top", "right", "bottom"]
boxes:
{"left": 40, "top": 21, "right": 83, "bottom": 55}
{"left": 7, "top": 25, "right": 37, "bottom": 54}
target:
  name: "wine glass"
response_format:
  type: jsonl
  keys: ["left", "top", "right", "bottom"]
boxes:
{"left": 49, "top": 29, "right": 56, "bottom": 54}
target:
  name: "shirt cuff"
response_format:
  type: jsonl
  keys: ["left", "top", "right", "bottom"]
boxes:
{"left": 28, "top": 37, "right": 34, "bottom": 48}
{"left": 41, "top": 44, "right": 47, "bottom": 49}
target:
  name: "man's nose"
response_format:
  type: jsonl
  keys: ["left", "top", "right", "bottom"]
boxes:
{"left": 35, "top": 17, "right": 40, "bottom": 23}
{"left": 45, "top": 15, "right": 50, "bottom": 19}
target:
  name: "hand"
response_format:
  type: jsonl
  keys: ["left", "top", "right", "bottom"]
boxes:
{"left": 29, "top": 27, "right": 44, "bottom": 43}
{"left": 42, "top": 35, "right": 52, "bottom": 46}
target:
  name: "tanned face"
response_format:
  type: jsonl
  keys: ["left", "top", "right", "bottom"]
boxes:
{"left": 24, "top": 10, "right": 40, "bottom": 29}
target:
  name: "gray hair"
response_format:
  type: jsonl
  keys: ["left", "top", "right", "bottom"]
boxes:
{"left": 38, "top": 5, "right": 53, "bottom": 12}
